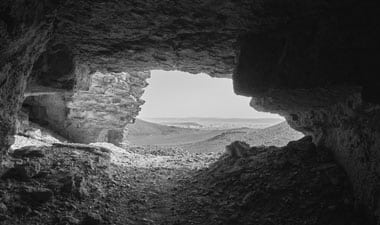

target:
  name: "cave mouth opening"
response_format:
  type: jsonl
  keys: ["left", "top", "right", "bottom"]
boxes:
{"left": 125, "top": 70, "right": 303, "bottom": 153}
{"left": 13, "top": 68, "right": 303, "bottom": 153}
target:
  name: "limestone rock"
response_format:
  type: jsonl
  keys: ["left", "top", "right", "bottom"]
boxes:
{"left": 22, "top": 70, "right": 149, "bottom": 146}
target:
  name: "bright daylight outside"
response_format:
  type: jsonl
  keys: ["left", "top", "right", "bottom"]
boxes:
{"left": 125, "top": 70, "right": 303, "bottom": 153}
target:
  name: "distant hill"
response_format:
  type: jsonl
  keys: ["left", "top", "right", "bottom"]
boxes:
{"left": 125, "top": 119, "right": 197, "bottom": 136}
{"left": 125, "top": 119, "right": 303, "bottom": 151}
{"left": 163, "top": 122, "right": 203, "bottom": 129}
{"left": 144, "top": 117, "right": 283, "bottom": 123}
{"left": 142, "top": 117, "right": 284, "bottom": 129}
{"left": 125, "top": 119, "right": 227, "bottom": 145}
{"left": 179, "top": 121, "right": 304, "bottom": 153}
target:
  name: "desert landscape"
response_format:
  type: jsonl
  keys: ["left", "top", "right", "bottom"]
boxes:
{"left": 125, "top": 118, "right": 303, "bottom": 153}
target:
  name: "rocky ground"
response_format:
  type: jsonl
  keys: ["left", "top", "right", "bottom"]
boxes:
{"left": 0, "top": 129, "right": 370, "bottom": 225}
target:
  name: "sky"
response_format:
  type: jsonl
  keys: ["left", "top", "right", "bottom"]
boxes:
{"left": 137, "top": 70, "right": 281, "bottom": 119}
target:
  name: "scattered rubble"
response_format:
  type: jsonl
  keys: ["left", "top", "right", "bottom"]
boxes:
{"left": 0, "top": 135, "right": 369, "bottom": 224}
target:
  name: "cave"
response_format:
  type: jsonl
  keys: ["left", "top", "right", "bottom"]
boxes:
{"left": 124, "top": 70, "right": 302, "bottom": 150}
{"left": 1, "top": 0, "right": 380, "bottom": 224}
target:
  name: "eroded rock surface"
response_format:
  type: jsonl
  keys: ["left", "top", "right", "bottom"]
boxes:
{"left": 23, "top": 68, "right": 148, "bottom": 145}
{"left": 0, "top": 0, "right": 57, "bottom": 151}
{"left": 1, "top": 0, "right": 380, "bottom": 222}
{"left": 0, "top": 137, "right": 369, "bottom": 225}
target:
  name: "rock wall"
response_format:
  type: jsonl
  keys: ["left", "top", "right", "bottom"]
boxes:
{"left": 1, "top": 0, "right": 380, "bottom": 222}
{"left": 245, "top": 88, "right": 380, "bottom": 221}
{"left": 65, "top": 69, "right": 149, "bottom": 144}
{"left": 0, "top": 0, "right": 57, "bottom": 152}
{"left": 23, "top": 65, "right": 148, "bottom": 145}
{"left": 233, "top": 2, "right": 380, "bottom": 222}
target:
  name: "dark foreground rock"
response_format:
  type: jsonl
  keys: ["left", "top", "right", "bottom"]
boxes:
{"left": 0, "top": 137, "right": 370, "bottom": 224}
{"left": 172, "top": 136, "right": 368, "bottom": 225}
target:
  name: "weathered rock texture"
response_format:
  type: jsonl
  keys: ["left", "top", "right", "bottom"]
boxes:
{"left": 0, "top": 0, "right": 57, "bottom": 152}
{"left": 24, "top": 66, "right": 148, "bottom": 145}
{"left": 64, "top": 70, "right": 148, "bottom": 144}
{"left": 233, "top": 1, "right": 380, "bottom": 222}
{"left": 1, "top": 0, "right": 380, "bottom": 222}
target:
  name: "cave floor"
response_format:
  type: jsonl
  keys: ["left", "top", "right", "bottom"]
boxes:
{"left": 0, "top": 138, "right": 369, "bottom": 225}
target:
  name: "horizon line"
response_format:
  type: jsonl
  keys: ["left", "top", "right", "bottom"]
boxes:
{"left": 139, "top": 116, "right": 284, "bottom": 120}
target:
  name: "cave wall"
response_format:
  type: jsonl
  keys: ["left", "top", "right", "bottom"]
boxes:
{"left": 233, "top": 1, "right": 380, "bottom": 221}
{"left": 23, "top": 63, "right": 149, "bottom": 145}
{"left": 246, "top": 88, "right": 380, "bottom": 220}
{"left": 0, "top": 0, "right": 57, "bottom": 152}
{"left": 64, "top": 68, "right": 149, "bottom": 145}
{"left": 52, "top": 0, "right": 250, "bottom": 77}
{"left": 1, "top": 0, "right": 380, "bottom": 222}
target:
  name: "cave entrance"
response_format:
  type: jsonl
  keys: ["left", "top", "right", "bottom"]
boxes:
{"left": 125, "top": 70, "right": 303, "bottom": 153}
